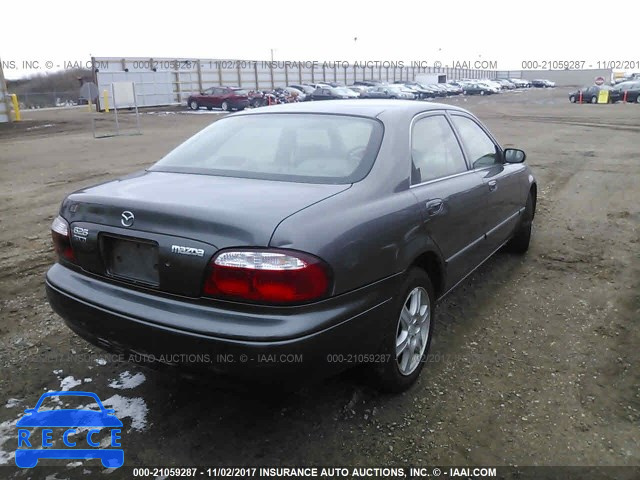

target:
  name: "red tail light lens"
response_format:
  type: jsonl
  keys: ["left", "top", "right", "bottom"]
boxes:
{"left": 203, "top": 249, "right": 331, "bottom": 304}
{"left": 51, "top": 216, "right": 75, "bottom": 262}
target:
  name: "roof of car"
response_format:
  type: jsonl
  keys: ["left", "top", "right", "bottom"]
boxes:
{"left": 234, "top": 99, "right": 468, "bottom": 118}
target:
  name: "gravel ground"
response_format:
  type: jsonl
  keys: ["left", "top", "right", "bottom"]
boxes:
{"left": 0, "top": 88, "right": 638, "bottom": 478}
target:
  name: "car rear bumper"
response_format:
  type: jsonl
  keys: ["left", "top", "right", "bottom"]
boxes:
{"left": 46, "top": 263, "right": 399, "bottom": 381}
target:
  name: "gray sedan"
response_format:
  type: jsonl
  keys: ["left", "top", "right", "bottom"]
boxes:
{"left": 46, "top": 100, "right": 536, "bottom": 392}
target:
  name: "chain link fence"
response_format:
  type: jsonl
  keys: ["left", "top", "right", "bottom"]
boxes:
{"left": 12, "top": 90, "right": 82, "bottom": 109}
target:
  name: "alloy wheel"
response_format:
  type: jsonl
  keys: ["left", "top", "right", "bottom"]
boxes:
{"left": 396, "top": 287, "right": 431, "bottom": 376}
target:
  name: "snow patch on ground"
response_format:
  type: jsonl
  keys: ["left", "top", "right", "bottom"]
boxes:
{"left": 102, "top": 395, "right": 149, "bottom": 431}
{"left": 26, "top": 123, "right": 54, "bottom": 131}
{"left": 59, "top": 375, "right": 82, "bottom": 391}
{"left": 5, "top": 398, "right": 21, "bottom": 409}
{"left": 0, "top": 418, "right": 18, "bottom": 465}
{"left": 108, "top": 371, "right": 146, "bottom": 390}
{"left": 95, "top": 358, "right": 107, "bottom": 366}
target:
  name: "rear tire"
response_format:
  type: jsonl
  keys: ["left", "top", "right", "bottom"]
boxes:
{"left": 591, "top": 96, "right": 598, "bottom": 104}
{"left": 504, "top": 193, "right": 534, "bottom": 254}
{"left": 189, "top": 100, "right": 199, "bottom": 110}
{"left": 366, "top": 268, "right": 435, "bottom": 393}
{"left": 221, "top": 101, "right": 229, "bottom": 111}
{"left": 569, "top": 95, "right": 576, "bottom": 103}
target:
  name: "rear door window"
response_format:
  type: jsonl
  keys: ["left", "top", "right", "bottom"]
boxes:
{"left": 411, "top": 115, "right": 468, "bottom": 184}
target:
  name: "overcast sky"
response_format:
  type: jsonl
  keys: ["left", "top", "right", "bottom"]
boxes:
{"left": 1, "top": 0, "right": 636, "bottom": 79}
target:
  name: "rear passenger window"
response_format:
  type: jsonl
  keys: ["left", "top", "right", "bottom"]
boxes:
{"left": 450, "top": 115, "right": 500, "bottom": 168}
{"left": 411, "top": 115, "right": 468, "bottom": 185}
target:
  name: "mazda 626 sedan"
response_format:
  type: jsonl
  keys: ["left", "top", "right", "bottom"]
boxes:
{"left": 46, "top": 100, "right": 536, "bottom": 392}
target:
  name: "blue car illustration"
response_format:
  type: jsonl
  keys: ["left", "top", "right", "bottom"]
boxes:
{"left": 15, "top": 391, "right": 123, "bottom": 468}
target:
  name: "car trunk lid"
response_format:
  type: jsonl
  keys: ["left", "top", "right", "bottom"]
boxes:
{"left": 61, "top": 171, "right": 350, "bottom": 297}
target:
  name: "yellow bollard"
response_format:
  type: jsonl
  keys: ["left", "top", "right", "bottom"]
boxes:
{"left": 103, "top": 90, "right": 110, "bottom": 112}
{"left": 10, "top": 94, "right": 20, "bottom": 121}
{"left": 87, "top": 96, "right": 92, "bottom": 112}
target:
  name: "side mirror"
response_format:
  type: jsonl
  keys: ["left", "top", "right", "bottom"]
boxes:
{"left": 504, "top": 148, "right": 526, "bottom": 163}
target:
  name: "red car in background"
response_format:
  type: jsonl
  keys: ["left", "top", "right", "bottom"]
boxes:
{"left": 188, "top": 87, "right": 250, "bottom": 111}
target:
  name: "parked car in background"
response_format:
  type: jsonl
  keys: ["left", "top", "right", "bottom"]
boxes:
{"left": 568, "top": 85, "right": 618, "bottom": 104}
{"left": 440, "top": 84, "right": 462, "bottom": 95}
{"left": 418, "top": 84, "right": 440, "bottom": 98}
{"left": 420, "top": 85, "right": 443, "bottom": 98}
{"left": 610, "top": 81, "right": 640, "bottom": 103}
{"left": 394, "top": 82, "right": 432, "bottom": 99}
{"left": 462, "top": 83, "right": 495, "bottom": 95}
{"left": 353, "top": 80, "right": 383, "bottom": 87}
{"left": 445, "top": 83, "right": 464, "bottom": 95}
{"left": 346, "top": 86, "right": 368, "bottom": 97}
{"left": 288, "top": 84, "right": 316, "bottom": 97}
{"left": 334, "top": 87, "right": 359, "bottom": 98}
{"left": 375, "top": 85, "right": 415, "bottom": 99}
{"left": 46, "top": 100, "right": 536, "bottom": 392}
{"left": 476, "top": 81, "right": 501, "bottom": 94}
{"left": 427, "top": 84, "right": 448, "bottom": 97}
{"left": 188, "top": 87, "right": 250, "bottom": 111}
{"left": 283, "top": 86, "right": 307, "bottom": 101}
{"left": 509, "top": 78, "right": 531, "bottom": 88}
{"left": 309, "top": 86, "right": 356, "bottom": 101}
{"left": 307, "top": 83, "right": 332, "bottom": 89}
{"left": 359, "top": 86, "right": 390, "bottom": 99}
{"left": 531, "top": 79, "right": 556, "bottom": 88}
{"left": 497, "top": 79, "right": 516, "bottom": 90}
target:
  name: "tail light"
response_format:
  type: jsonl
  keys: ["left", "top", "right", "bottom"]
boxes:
{"left": 51, "top": 216, "right": 75, "bottom": 262}
{"left": 203, "top": 249, "right": 331, "bottom": 304}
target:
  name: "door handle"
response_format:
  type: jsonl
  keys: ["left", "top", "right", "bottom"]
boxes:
{"left": 425, "top": 199, "right": 444, "bottom": 216}
{"left": 488, "top": 180, "right": 498, "bottom": 192}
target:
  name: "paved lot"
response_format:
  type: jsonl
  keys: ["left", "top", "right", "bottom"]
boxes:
{"left": 0, "top": 89, "right": 638, "bottom": 477}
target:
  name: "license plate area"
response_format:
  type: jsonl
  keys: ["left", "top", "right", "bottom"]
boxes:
{"left": 102, "top": 235, "right": 159, "bottom": 287}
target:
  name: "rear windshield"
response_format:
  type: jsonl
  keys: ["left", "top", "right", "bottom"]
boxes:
{"left": 150, "top": 113, "right": 384, "bottom": 184}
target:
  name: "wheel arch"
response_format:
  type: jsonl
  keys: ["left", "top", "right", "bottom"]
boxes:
{"left": 410, "top": 250, "right": 446, "bottom": 300}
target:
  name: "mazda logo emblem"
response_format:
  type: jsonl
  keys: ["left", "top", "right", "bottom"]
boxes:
{"left": 121, "top": 211, "right": 135, "bottom": 227}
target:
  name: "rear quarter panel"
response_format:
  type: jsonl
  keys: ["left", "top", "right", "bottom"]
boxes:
{"left": 269, "top": 110, "right": 446, "bottom": 295}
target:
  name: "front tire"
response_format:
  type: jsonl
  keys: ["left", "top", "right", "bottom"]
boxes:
{"left": 189, "top": 100, "right": 199, "bottom": 110}
{"left": 591, "top": 96, "right": 598, "bottom": 104}
{"left": 367, "top": 268, "right": 435, "bottom": 393}
{"left": 569, "top": 95, "right": 576, "bottom": 103}
{"left": 221, "top": 101, "right": 229, "bottom": 111}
